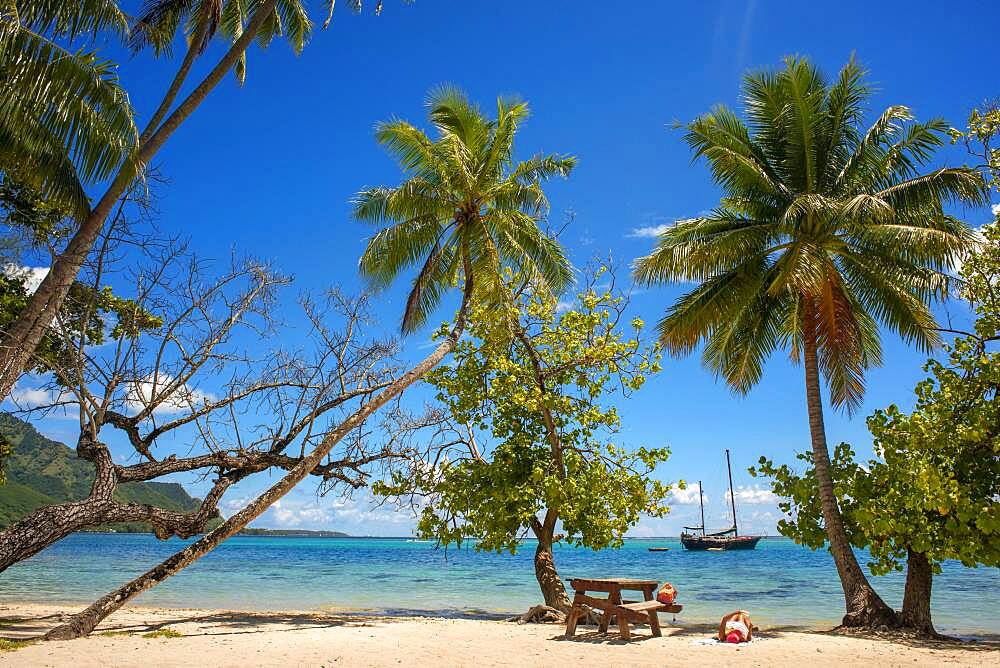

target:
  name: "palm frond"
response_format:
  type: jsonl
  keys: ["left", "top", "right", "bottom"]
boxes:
{"left": 357, "top": 87, "right": 574, "bottom": 332}
{"left": 636, "top": 57, "right": 988, "bottom": 411}
{"left": 0, "top": 21, "right": 137, "bottom": 217}
{"left": 13, "top": 0, "right": 128, "bottom": 39}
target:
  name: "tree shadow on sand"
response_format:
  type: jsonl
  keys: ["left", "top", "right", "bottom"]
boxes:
{"left": 816, "top": 627, "right": 1000, "bottom": 653}
{"left": 0, "top": 611, "right": 415, "bottom": 641}
{"left": 553, "top": 622, "right": 1000, "bottom": 652}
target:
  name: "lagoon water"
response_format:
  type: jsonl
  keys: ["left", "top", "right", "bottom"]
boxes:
{"left": 2, "top": 534, "right": 998, "bottom": 637}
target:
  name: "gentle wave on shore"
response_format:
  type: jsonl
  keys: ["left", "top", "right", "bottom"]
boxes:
{"left": 2, "top": 534, "right": 997, "bottom": 637}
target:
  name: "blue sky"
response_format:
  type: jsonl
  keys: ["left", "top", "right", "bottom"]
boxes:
{"left": 12, "top": 0, "right": 999, "bottom": 537}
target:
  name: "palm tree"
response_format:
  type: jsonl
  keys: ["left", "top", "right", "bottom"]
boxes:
{"left": 41, "top": 87, "right": 575, "bottom": 640}
{"left": 0, "top": 0, "right": 368, "bottom": 401}
{"left": 633, "top": 57, "right": 987, "bottom": 627}
{"left": 354, "top": 85, "right": 575, "bottom": 332}
{"left": 0, "top": 1, "right": 136, "bottom": 218}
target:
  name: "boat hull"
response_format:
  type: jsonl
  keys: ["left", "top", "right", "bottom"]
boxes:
{"left": 680, "top": 534, "right": 762, "bottom": 551}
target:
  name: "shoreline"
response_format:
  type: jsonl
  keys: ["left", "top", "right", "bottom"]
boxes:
{"left": 1, "top": 602, "right": 996, "bottom": 667}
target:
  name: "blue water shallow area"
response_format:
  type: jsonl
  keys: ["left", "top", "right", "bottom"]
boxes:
{"left": 2, "top": 534, "right": 998, "bottom": 637}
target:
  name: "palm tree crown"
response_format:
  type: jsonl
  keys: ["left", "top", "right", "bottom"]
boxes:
{"left": 0, "top": 2, "right": 136, "bottom": 218}
{"left": 355, "top": 86, "right": 576, "bottom": 333}
{"left": 633, "top": 57, "right": 987, "bottom": 411}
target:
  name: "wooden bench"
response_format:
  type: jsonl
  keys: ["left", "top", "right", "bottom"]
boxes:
{"left": 613, "top": 600, "right": 683, "bottom": 640}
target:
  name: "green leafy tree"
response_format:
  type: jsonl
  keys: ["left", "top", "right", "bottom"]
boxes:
{"left": 753, "top": 225, "right": 1000, "bottom": 637}
{"left": 0, "top": 0, "right": 393, "bottom": 402}
{"left": 0, "top": 178, "right": 162, "bottom": 379}
{"left": 375, "top": 268, "right": 671, "bottom": 610}
{"left": 949, "top": 102, "right": 1000, "bottom": 191}
{"left": 633, "top": 56, "right": 988, "bottom": 627}
{"left": 36, "top": 88, "right": 575, "bottom": 640}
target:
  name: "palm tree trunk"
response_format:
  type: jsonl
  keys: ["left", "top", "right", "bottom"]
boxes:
{"left": 801, "top": 314, "right": 897, "bottom": 628}
{"left": 0, "top": 0, "right": 280, "bottom": 402}
{"left": 531, "top": 513, "right": 570, "bottom": 612}
{"left": 41, "top": 275, "right": 475, "bottom": 641}
{"left": 901, "top": 549, "right": 937, "bottom": 637}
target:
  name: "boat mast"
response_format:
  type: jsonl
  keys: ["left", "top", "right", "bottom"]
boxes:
{"left": 726, "top": 449, "right": 738, "bottom": 536}
{"left": 698, "top": 480, "right": 705, "bottom": 535}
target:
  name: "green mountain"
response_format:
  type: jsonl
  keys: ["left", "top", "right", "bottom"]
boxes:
{"left": 0, "top": 413, "right": 209, "bottom": 532}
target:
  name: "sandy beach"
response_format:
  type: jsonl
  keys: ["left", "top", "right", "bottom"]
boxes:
{"left": 1, "top": 603, "right": 996, "bottom": 667}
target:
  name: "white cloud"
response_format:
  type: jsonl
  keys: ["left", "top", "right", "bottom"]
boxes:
{"left": 991, "top": 203, "right": 1000, "bottom": 217}
{"left": 10, "top": 385, "right": 55, "bottom": 406}
{"left": 555, "top": 300, "right": 575, "bottom": 313}
{"left": 9, "top": 383, "right": 74, "bottom": 410}
{"left": 228, "top": 490, "right": 416, "bottom": 536}
{"left": 725, "top": 485, "right": 777, "bottom": 505}
{"left": 627, "top": 224, "right": 673, "bottom": 239}
{"left": 3, "top": 265, "right": 49, "bottom": 294}
{"left": 125, "top": 375, "right": 217, "bottom": 416}
{"left": 669, "top": 486, "right": 708, "bottom": 505}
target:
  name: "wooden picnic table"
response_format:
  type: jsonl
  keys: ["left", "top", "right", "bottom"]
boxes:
{"left": 564, "top": 577, "right": 682, "bottom": 641}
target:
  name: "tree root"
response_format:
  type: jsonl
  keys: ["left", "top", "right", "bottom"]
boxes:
{"left": 507, "top": 604, "right": 607, "bottom": 626}
{"left": 507, "top": 605, "right": 567, "bottom": 624}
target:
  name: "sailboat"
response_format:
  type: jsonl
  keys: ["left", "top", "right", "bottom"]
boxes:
{"left": 680, "top": 449, "right": 762, "bottom": 551}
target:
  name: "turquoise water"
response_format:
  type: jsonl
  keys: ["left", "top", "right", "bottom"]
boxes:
{"left": 1, "top": 534, "right": 998, "bottom": 637}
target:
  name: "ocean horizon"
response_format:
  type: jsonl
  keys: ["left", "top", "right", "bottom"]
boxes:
{"left": 2, "top": 533, "right": 998, "bottom": 638}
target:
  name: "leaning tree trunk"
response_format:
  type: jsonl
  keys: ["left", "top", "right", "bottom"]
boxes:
{"left": 0, "top": 441, "right": 223, "bottom": 572}
{"left": 801, "top": 318, "right": 898, "bottom": 629}
{"left": 901, "top": 549, "right": 937, "bottom": 637}
{"left": 532, "top": 517, "right": 570, "bottom": 612}
{"left": 0, "top": 0, "right": 280, "bottom": 402}
{"left": 42, "top": 276, "right": 474, "bottom": 641}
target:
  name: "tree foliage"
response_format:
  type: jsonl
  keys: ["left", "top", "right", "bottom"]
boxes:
{"left": 752, "top": 225, "right": 1000, "bottom": 576}
{"left": 949, "top": 102, "right": 1000, "bottom": 192}
{"left": 0, "top": 179, "right": 161, "bottom": 378}
{"left": 375, "top": 269, "right": 672, "bottom": 555}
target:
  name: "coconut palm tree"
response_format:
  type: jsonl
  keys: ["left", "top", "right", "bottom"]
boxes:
{"left": 355, "top": 85, "right": 575, "bottom": 332}
{"left": 633, "top": 57, "right": 987, "bottom": 627}
{"left": 41, "top": 87, "right": 575, "bottom": 640}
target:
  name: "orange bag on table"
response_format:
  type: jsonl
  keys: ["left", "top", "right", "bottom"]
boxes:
{"left": 656, "top": 582, "right": 677, "bottom": 605}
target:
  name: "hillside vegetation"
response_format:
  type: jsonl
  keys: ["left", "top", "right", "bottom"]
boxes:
{"left": 0, "top": 413, "right": 209, "bottom": 532}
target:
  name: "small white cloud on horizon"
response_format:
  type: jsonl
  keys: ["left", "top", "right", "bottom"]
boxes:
{"left": 236, "top": 491, "right": 416, "bottom": 535}
{"left": 627, "top": 224, "right": 673, "bottom": 239}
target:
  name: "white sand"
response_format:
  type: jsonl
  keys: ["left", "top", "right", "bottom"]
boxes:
{"left": 1, "top": 603, "right": 995, "bottom": 667}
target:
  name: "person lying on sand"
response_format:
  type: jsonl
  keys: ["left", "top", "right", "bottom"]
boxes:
{"left": 718, "top": 610, "right": 753, "bottom": 643}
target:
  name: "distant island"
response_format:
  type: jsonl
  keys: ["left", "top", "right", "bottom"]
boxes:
{"left": 237, "top": 528, "right": 350, "bottom": 537}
